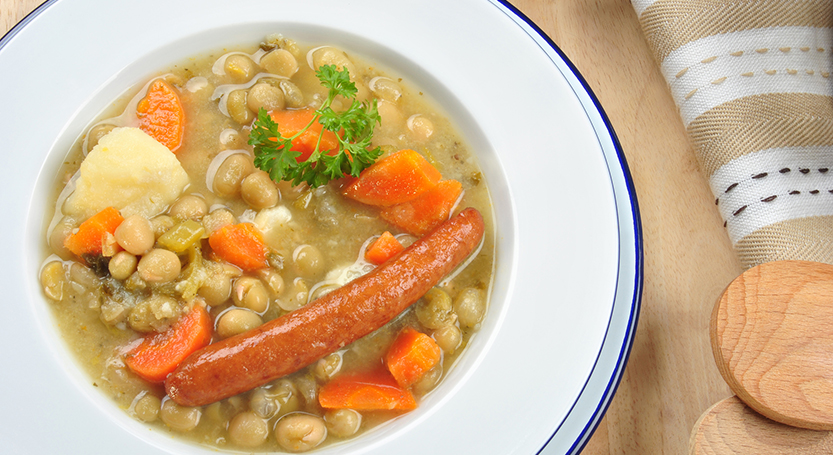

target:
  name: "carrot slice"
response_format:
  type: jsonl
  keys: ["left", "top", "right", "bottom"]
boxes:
{"left": 125, "top": 305, "right": 213, "bottom": 383}
{"left": 208, "top": 223, "right": 269, "bottom": 271}
{"left": 64, "top": 206, "right": 124, "bottom": 258}
{"left": 269, "top": 108, "right": 340, "bottom": 162}
{"left": 380, "top": 179, "right": 463, "bottom": 236}
{"left": 364, "top": 231, "right": 404, "bottom": 265}
{"left": 319, "top": 368, "right": 417, "bottom": 411}
{"left": 342, "top": 149, "right": 442, "bottom": 207}
{"left": 137, "top": 79, "right": 186, "bottom": 153}
{"left": 385, "top": 326, "right": 442, "bottom": 388}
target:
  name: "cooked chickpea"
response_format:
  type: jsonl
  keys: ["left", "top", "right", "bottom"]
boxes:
{"left": 49, "top": 217, "right": 75, "bottom": 260}
{"left": 415, "top": 287, "right": 455, "bottom": 329}
{"left": 278, "top": 278, "right": 308, "bottom": 311}
{"left": 232, "top": 277, "right": 269, "bottom": 312}
{"left": 69, "top": 262, "right": 99, "bottom": 290}
{"left": 198, "top": 272, "right": 232, "bottom": 306}
{"left": 227, "top": 89, "right": 254, "bottom": 125}
{"left": 213, "top": 153, "right": 254, "bottom": 198}
{"left": 133, "top": 393, "right": 161, "bottom": 422}
{"left": 168, "top": 194, "right": 208, "bottom": 221}
{"left": 247, "top": 82, "right": 285, "bottom": 113}
{"left": 313, "top": 353, "right": 342, "bottom": 382}
{"left": 432, "top": 324, "right": 463, "bottom": 354}
{"left": 224, "top": 54, "right": 258, "bottom": 83}
{"left": 241, "top": 170, "right": 279, "bottom": 209}
{"left": 40, "top": 261, "right": 67, "bottom": 301}
{"left": 137, "top": 249, "right": 181, "bottom": 283}
{"left": 160, "top": 398, "right": 201, "bottom": 432}
{"left": 150, "top": 215, "right": 175, "bottom": 239}
{"left": 228, "top": 411, "right": 269, "bottom": 448}
{"left": 108, "top": 251, "right": 138, "bottom": 280}
{"left": 217, "top": 308, "right": 263, "bottom": 338}
{"left": 369, "top": 76, "right": 402, "bottom": 102}
{"left": 407, "top": 114, "right": 434, "bottom": 141}
{"left": 454, "top": 287, "right": 486, "bottom": 328}
{"left": 275, "top": 413, "right": 327, "bottom": 452}
{"left": 115, "top": 215, "right": 154, "bottom": 255}
{"left": 292, "top": 244, "right": 324, "bottom": 278}
{"left": 324, "top": 409, "right": 361, "bottom": 438}
{"left": 202, "top": 208, "right": 236, "bottom": 235}
{"left": 412, "top": 364, "right": 443, "bottom": 396}
{"left": 258, "top": 269, "right": 285, "bottom": 297}
{"left": 376, "top": 100, "right": 404, "bottom": 137}
{"left": 280, "top": 80, "right": 304, "bottom": 108}
{"left": 260, "top": 49, "right": 298, "bottom": 77}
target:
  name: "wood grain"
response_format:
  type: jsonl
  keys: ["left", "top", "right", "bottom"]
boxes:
{"left": 711, "top": 261, "right": 833, "bottom": 431}
{"left": 690, "top": 396, "right": 833, "bottom": 455}
{"left": 1, "top": 0, "right": 742, "bottom": 453}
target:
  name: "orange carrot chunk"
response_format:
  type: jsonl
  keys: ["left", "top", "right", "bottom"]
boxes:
{"left": 64, "top": 206, "right": 124, "bottom": 258}
{"left": 342, "top": 149, "right": 442, "bottom": 207}
{"left": 208, "top": 223, "right": 269, "bottom": 271}
{"left": 137, "top": 79, "right": 186, "bottom": 153}
{"left": 380, "top": 179, "right": 463, "bottom": 236}
{"left": 364, "top": 231, "right": 404, "bottom": 265}
{"left": 269, "top": 108, "right": 340, "bottom": 162}
{"left": 385, "top": 326, "right": 442, "bottom": 388}
{"left": 125, "top": 305, "right": 213, "bottom": 383}
{"left": 319, "top": 368, "right": 417, "bottom": 411}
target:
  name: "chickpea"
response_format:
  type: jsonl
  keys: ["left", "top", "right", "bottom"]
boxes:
{"left": 368, "top": 76, "right": 402, "bottom": 102}
{"left": 202, "top": 208, "right": 236, "bottom": 235}
{"left": 160, "top": 398, "right": 201, "bottom": 432}
{"left": 258, "top": 269, "right": 285, "bottom": 297}
{"left": 278, "top": 278, "right": 308, "bottom": 311}
{"left": 275, "top": 413, "right": 327, "bottom": 452}
{"left": 247, "top": 82, "right": 285, "bottom": 113}
{"left": 412, "top": 364, "right": 443, "bottom": 396}
{"left": 133, "top": 393, "right": 161, "bottom": 422}
{"left": 150, "top": 215, "right": 175, "bottom": 239}
{"left": 115, "top": 215, "right": 154, "bottom": 255}
{"left": 108, "top": 252, "right": 138, "bottom": 280}
{"left": 250, "top": 379, "right": 299, "bottom": 419}
{"left": 324, "top": 409, "right": 361, "bottom": 438}
{"left": 407, "top": 114, "right": 434, "bottom": 141}
{"left": 415, "top": 287, "right": 455, "bottom": 329}
{"left": 454, "top": 287, "right": 486, "bottom": 329}
{"left": 49, "top": 217, "right": 75, "bottom": 260}
{"left": 227, "top": 89, "right": 254, "bottom": 125}
{"left": 313, "top": 353, "right": 342, "bottom": 382}
{"left": 280, "top": 80, "right": 304, "bottom": 108}
{"left": 292, "top": 244, "right": 324, "bottom": 278}
{"left": 69, "top": 262, "right": 99, "bottom": 290}
{"left": 198, "top": 271, "right": 232, "bottom": 306}
{"left": 224, "top": 54, "right": 258, "bottom": 83}
{"left": 40, "top": 261, "right": 67, "bottom": 301}
{"left": 260, "top": 49, "right": 298, "bottom": 77}
{"left": 137, "top": 249, "right": 181, "bottom": 283}
{"left": 228, "top": 411, "right": 269, "bottom": 448}
{"left": 213, "top": 153, "right": 254, "bottom": 198}
{"left": 432, "top": 324, "right": 463, "bottom": 354}
{"left": 241, "top": 170, "right": 279, "bottom": 209}
{"left": 217, "top": 308, "right": 263, "bottom": 338}
{"left": 232, "top": 277, "right": 269, "bottom": 313}
{"left": 376, "top": 100, "right": 404, "bottom": 137}
{"left": 168, "top": 194, "right": 208, "bottom": 221}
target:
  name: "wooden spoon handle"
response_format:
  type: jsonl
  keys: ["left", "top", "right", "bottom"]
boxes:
{"left": 711, "top": 260, "right": 833, "bottom": 430}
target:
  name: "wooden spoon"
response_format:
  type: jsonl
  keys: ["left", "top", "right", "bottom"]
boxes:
{"left": 710, "top": 260, "right": 833, "bottom": 431}
{"left": 690, "top": 396, "right": 833, "bottom": 454}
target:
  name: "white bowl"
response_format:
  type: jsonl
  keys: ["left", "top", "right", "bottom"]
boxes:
{"left": 0, "top": 0, "right": 642, "bottom": 454}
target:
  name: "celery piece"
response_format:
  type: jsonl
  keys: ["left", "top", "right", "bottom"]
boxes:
{"left": 157, "top": 219, "right": 206, "bottom": 253}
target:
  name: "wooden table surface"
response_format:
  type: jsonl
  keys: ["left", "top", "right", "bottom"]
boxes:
{"left": 1, "top": 0, "right": 743, "bottom": 453}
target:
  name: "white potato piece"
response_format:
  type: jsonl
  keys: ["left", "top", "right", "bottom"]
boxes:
{"left": 64, "top": 127, "right": 190, "bottom": 219}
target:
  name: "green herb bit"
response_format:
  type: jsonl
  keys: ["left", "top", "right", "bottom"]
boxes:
{"left": 250, "top": 65, "right": 383, "bottom": 187}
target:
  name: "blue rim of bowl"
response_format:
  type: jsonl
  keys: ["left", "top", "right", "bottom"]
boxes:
{"left": 490, "top": 1, "right": 644, "bottom": 454}
{"left": 3, "top": 1, "right": 644, "bottom": 453}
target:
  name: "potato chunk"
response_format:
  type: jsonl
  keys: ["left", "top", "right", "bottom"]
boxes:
{"left": 65, "top": 127, "right": 189, "bottom": 219}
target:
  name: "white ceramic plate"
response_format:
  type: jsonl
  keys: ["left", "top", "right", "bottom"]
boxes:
{"left": 0, "top": 0, "right": 641, "bottom": 453}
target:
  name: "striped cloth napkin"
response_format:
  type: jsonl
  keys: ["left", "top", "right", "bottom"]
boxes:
{"left": 631, "top": 0, "right": 833, "bottom": 269}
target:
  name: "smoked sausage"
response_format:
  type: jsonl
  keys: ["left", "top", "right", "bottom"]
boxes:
{"left": 165, "top": 207, "right": 485, "bottom": 406}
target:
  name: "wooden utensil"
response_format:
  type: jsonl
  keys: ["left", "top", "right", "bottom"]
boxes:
{"left": 690, "top": 396, "right": 833, "bottom": 454}
{"left": 710, "top": 260, "right": 833, "bottom": 431}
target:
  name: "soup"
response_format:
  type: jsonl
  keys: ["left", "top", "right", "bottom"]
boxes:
{"left": 39, "top": 33, "right": 494, "bottom": 452}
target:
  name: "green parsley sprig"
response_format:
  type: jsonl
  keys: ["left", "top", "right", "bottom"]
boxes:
{"left": 249, "top": 65, "right": 383, "bottom": 187}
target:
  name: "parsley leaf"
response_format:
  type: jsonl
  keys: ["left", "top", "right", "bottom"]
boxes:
{"left": 249, "top": 65, "right": 383, "bottom": 187}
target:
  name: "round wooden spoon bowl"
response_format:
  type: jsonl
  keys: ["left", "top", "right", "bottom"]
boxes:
{"left": 711, "top": 260, "right": 833, "bottom": 431}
